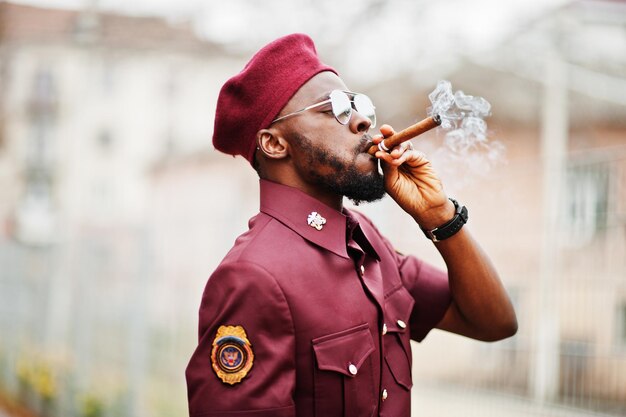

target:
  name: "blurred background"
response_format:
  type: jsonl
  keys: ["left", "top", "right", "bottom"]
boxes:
{"left": 0, "top": 0, "right": 624, "bottom": 416}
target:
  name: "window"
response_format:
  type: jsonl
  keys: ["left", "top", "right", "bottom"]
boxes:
{"left": 101, "top": 59, "right": 116, "bottom": 94}
{"left": 564, "top": 161, "right": 609, "bottom": 245}
{"left": 97, "top": 129, "right": 113, "bottom": 150}
{"left": 0, "top": 117, "right": 5, "bottom": 150}
{"left": 618, "top": 302, "right": 626, "bottom": 348}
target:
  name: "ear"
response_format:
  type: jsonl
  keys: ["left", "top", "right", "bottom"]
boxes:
{"left": 256, "top": 129, "right": 290, "bottom": 160}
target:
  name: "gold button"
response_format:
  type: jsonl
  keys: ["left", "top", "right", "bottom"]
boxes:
{"left": 397, "top": 319, "right": 407, "bottom": 329}
{"left": 382, "top": 388, "right": 388, "bottom": 401}
{"left": 360, "top": 265, "right": 365, "bottom": 275}
{"left": 382, "top": 323, "right": 388, "bottom": 335}
{"left": 348, "top": 363, "right": 358, "bottom": 375}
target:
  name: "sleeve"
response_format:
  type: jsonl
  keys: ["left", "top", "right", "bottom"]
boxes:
{"left": 185, "top": 261, "right": 296, "bottom": 417}
{"left": 396, "top": 253, "right": 451, "bottom": 342}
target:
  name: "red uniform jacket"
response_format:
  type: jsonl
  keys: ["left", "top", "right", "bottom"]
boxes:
{"left": 186, "top": 179, "right": 451, "bottom": 417}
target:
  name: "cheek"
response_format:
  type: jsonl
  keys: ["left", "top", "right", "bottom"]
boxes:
{"left": 300, "top": 143, "right": 345, "bottom": 175}
{"left": 289, "top": 127, "right": 359, "bottom": 169}
{"left": 318, "top": 134, "right": 360, "bottom": 162}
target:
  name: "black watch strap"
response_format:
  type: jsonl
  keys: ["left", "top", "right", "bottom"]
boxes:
{"left": 421, "top": 198, "right": 468, "bottom": 242}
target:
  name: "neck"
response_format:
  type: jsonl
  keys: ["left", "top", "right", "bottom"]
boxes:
{"left": 301, "top": 185, "right": 344, "bottom": 212}
{"left": 261, "top": 175, "right": 344, "bottom": 213}
{"left": 281, "top": 178, "right": 344, "bottom": 211}
{"left": 260, "top": 161, "right": 345, "bottom": 212}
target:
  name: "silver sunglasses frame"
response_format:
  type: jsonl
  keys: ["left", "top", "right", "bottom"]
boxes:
{"left": 270, "top": 90, "right": 376, "bottom": 127}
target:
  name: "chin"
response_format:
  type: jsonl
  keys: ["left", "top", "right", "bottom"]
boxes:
{"left": 356, "top": 152, "right": 378, "bottom": 172}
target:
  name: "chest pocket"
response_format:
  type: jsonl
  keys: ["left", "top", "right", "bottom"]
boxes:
{"left": 312, "top": 323, "right": 376, "bottom": 417}
{"left": 383, "top": 286, "right": 415, "bottom": 390}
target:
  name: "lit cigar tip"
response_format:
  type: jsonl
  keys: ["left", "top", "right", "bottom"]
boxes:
{"left": 433, "top": 114, "right": 442, "bottom": 125}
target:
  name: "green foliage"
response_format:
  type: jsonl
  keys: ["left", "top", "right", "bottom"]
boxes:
{"left": 16, "top": 357, "right": 57, "bottom": 401}
{"left": 79, "top": 393, "right": 105, "bottom": 417}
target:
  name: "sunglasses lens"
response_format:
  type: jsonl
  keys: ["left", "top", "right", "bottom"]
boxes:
{"left": 354, "top": 94, "right": 376, "bottom": 128}
{"left": 330, "top": 90, "right": 352, "bottom": 125}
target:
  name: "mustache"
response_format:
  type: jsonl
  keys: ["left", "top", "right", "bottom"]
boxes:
{"left": 358, "top": 133, "right": 374, "bottom": 153}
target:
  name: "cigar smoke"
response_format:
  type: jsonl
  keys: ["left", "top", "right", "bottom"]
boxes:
{"left": 427, "top": 80, "right": 505, "bottom": 190}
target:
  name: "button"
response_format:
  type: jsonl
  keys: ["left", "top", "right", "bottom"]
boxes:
{"left": 360, "top": 265, "right": 365, "bottom": 275}
{"left": 381, "top": 388, "right": 388, "bottom": 401}
{"left": 397, "top": 319, "right": 407, "bottom": 329}
{"left": 382, "top": 323, "right": 388, "bottom": 335}
{"left": 348, "top": 363, "right": 358, "bottom": 375}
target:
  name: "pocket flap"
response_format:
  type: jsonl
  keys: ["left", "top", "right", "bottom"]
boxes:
{"left": 312, "top": 324, "right": 375, "bottom": 378}
{"left": 384, "top": 286, "right": 415, "bottom": 333}
{"left": 385, "top": 354, "right": 413, "bottom": 390}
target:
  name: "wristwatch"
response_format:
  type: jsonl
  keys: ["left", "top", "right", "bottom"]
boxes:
{"left": 421, "top": 198, "right": 468, "bottom": 242}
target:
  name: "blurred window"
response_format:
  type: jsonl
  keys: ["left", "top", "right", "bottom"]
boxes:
{"left": 0, "top": 118, "right": 5, "bottom": 150}
{"left": 102, "top": 60, "right": 116, "bottom": 94}
{"left": 97, "top": 129, "right": 113, "bottom": 150}
{"left": 565, "top": 161, "right": 609, "bottom": 245}
{"left": 616, "top": 158, "right": 626, "bottom": 221}
{"left": 33, "top": 67, "right": 55, "bottom": 104}
{"left": 618, "top": 303, "right": 626, "bottom": 347}
{"left": 163, "top": 128, "right": 176, "bottom": 155}
{"left": 165, "top": 66, "right": 179, "bottom": 99}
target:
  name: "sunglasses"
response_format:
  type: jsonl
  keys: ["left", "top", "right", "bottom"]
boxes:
{"left": 271, "top": 90, "right": 376, "bottom": 128}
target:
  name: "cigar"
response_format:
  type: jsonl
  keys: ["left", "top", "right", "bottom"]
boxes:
{"left": 367, "top": 114, "right": 442, "bottom": 155}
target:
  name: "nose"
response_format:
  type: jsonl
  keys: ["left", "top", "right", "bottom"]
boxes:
{"left": 349, "top": 109, "right": 371, "bottom": 134}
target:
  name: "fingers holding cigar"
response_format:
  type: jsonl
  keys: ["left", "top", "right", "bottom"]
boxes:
{"left": 370, "top": 124, "right": 395, "bottom": 154}
{"left": 371, "top": 124, "right": 395, "bottom": 145}
{"left": 366, "top": 115, "right": 441, "bottom": 156}
{"left": 372, "top": 125, "right": 417, "bottom": 160}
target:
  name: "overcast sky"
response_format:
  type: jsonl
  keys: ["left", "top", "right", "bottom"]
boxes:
{"left": 11, "top": 0, "right": 571, "bottom": 46}
{"left": 9, "top": 0, "right": 575, "bottom": 85}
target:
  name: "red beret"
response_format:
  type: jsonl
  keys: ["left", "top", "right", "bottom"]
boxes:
{"left": 212, "top": 33, "right": 337, "bottom": 165}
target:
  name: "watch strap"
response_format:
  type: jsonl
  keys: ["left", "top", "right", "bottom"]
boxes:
{"left": 421, "top": 198, "right": 468, "bottom": 242}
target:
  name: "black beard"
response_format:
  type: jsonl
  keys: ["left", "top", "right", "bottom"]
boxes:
{"left": 293, "top": 132, "right": 386, "bottom": 205}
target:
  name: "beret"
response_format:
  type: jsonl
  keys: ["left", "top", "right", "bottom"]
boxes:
{"left": 212, "top": 33, "right": 337, "bottom": 165}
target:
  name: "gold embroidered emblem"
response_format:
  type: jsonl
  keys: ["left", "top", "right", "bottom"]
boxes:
{"left": 307, "top": 211, "right": 326, "bottom": 231}
{"left": 211, "top": 325, "right": 254, "bottom": 385}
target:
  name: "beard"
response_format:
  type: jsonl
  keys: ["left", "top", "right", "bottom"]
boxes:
{"left": 292, "top": 132, "right": 387, "bottom": 205}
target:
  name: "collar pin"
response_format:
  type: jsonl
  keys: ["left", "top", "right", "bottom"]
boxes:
{"left": 307, "top": 211, "right": 326, "bottom": 231}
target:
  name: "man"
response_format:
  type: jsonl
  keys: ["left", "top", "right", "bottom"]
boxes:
{"left": 186, "top": 33, "right": 517, "bottom": 417}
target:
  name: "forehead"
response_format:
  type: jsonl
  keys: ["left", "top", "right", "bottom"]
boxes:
{"left": 282, "top": 71, "right": 348, "bottom": 113}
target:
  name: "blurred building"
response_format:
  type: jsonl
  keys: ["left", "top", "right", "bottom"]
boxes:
{"left": 0, "top": 2, "right": 243, "bottom": 416}
{"left": 0, "top": 1, "right": 242, "bottom": 244}
{"left": 366, "top": 0, "right": 626, "bottom": 413}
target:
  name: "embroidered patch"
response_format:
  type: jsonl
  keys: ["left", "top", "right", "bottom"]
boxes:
{"left": 211, "top": 325, "right": 254, "bottom": 385}
{"left": 307, "top": 211, "right": 326, "bottom": 231}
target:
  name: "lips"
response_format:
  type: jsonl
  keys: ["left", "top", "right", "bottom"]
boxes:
{"left": 359, "top": 134, "right": 374, "bottom": 154}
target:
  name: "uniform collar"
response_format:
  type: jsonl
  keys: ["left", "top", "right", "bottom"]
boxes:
{"left": 344, "top": 210, "right": 381, "bottom": 261}
{"left": 260, "top": 179, "right": 372, "bottom": 259}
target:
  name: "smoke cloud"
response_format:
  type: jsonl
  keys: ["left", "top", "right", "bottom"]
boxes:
{"left": 427, "top": 80, "right": 506, "bottom": 191}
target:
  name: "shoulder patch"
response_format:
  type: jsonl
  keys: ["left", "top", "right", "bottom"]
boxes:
{"left": 211, "top": 325, "right": 254, "bottom": 385}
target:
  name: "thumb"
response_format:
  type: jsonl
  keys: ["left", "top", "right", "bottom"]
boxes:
{"left": 379, "top": 124, "right": 396, "bottom": 138}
